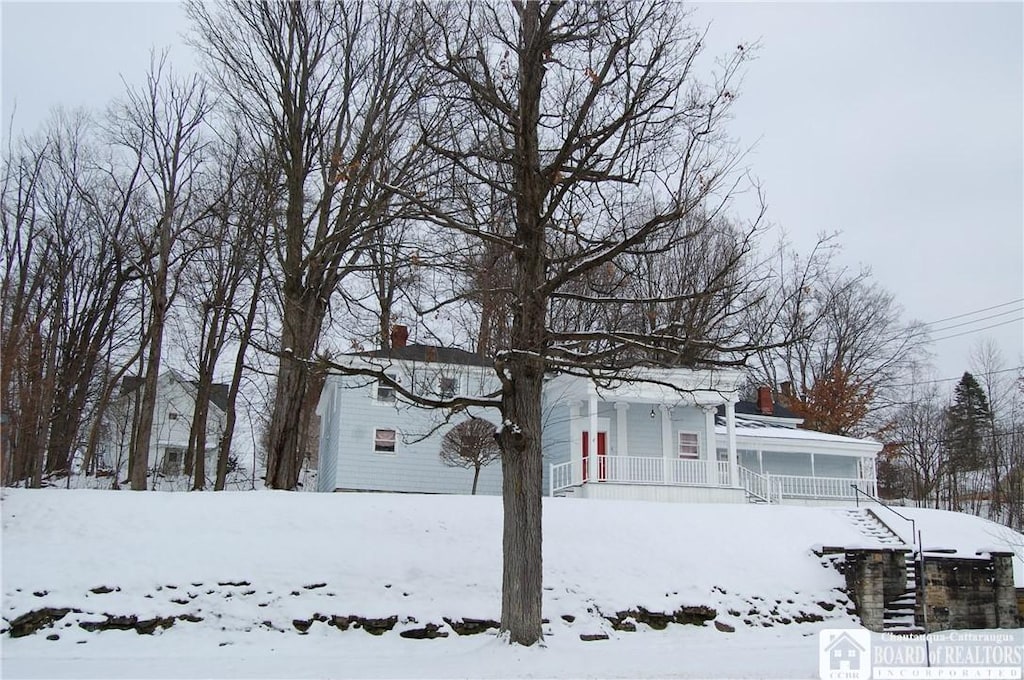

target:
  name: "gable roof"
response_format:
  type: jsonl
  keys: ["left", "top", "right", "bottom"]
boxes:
{"left": 357, "top": 343, "right": 491, "bottom": 368}
{"left": 119, "top": 371, "right": 230, "bottom": 411}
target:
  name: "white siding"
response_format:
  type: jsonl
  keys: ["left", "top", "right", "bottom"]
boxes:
{"left": 326, "top": 370, "right": 504, "bottom": 495}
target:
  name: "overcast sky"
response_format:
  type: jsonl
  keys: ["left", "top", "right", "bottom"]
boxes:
{"left": 2, "top": 1, "right": 1021, "bottom": 390}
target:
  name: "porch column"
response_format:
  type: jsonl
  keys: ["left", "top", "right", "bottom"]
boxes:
{"left": 725, "top": 400, "right": 738, "bottom": 487}
{"left": 569, "top": 402, "right": 580, "bottom": 484}
{"left": 702, "top": 405, "right": 718, "bottom": 485}
{"left": 588, "top": 394, "right": 599, "bottom": 482}
{"left": 660, "top": 404, "right": 672, "bottom": 484}
{"left": 614, "top": 402, "right": 629, "bottom": 457}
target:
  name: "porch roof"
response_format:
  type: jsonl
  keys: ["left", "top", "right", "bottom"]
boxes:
{"left": 544, "top": 368, "right": 743, "bottom": 407}
{"left": 716, "top": 423, "right": 882, "bottom": 457}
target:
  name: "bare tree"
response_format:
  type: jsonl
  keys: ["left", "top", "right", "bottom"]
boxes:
{"left": 187, "top": 0, "right": 433, "bottom": 489}
{"left": 109, "top": 54, "right": 212, "bottom": 490}
{"left": 885, "top": 374, "right": 947, "bottom": 506}
{"left": 1, "top": 129, "right": 54, "bottom": 486}
{"left": 753, "top": 265, "right": 926, "bottom": 437}
{"left": 1, "top": 110, "right": 143, "bottom": 486}
{"left": 173, "top": 131, "right": 276, "bottom": 490}
{"left": 439, "top": 417, "right": 501, "bottom": 494}
{"left": 968, "top": 339, "right": 1016, "bottom": 521}
{"left": 329, "top": 0, "right": 772, "bottom": 645}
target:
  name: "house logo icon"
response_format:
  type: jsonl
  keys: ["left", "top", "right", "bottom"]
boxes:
{"left": 819, "top": 629, "right": 871, "bottom": 680}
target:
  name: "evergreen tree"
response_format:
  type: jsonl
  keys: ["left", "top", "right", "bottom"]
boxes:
{"left": 944, "top": 372, "right": 991, "bottom": 509}
{"left": 947, "top": 372, "right": 991, "bottom": 470}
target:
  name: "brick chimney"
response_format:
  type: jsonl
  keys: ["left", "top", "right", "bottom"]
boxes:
{"left": 390, "top": 324, "right": 409, "bottom": 349}
{"left": 780, "top": 381, "right": 794, "bottom": 402}
{"left": 756, "top": 385, "right": 774, "bottom": 415}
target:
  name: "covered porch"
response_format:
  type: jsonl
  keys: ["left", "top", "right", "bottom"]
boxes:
{"left": 544, "top": 372, "right": 880, "bottom": 505}
{"left": 544, "top": 369, "right": 746, "bottom": 503}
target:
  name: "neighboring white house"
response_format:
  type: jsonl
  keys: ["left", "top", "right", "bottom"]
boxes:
{"left": 316, "top": 329, "right": 882, "bottom": 505}
{"left": 102, "top": 369, "right": 227, "bottom": 478}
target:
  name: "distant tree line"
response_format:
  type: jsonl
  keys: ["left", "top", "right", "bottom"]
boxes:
{"left": 879, "top": 346, "right": 1024, "bottom": 530}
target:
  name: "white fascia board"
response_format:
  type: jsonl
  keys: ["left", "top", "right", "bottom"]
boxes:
{"left": 715, "top": 429, "right": 882, "bottom": 457}
{"left": 545, "top": 368, "right": 743, "bottom": 406}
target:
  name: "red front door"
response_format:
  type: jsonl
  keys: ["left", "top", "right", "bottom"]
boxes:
{"left": 582, "top": 431, "right": 607, "bottom": 482}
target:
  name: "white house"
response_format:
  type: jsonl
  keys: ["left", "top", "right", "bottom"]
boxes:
{"left": 316, "top": 326, "right": 504, "bottom": 495}
{"left": 102, "top": 369, "right": 227, "bottom": 478}
{"left": 316, "top": 330, "right": 881, "bottom": 505}
{"left": 544, "top": 374, "right": 881, "bottom": 505}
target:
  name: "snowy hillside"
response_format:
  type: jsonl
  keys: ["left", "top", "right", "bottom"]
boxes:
{"left": 2, "top": 490, "right": 1021, "bottom": 679}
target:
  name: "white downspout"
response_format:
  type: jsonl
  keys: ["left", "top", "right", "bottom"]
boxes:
{"left": 703, "top": 404, "right": 717, "bottom": 485}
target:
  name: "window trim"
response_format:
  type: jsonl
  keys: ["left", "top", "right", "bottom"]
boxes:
{"left": 677, "top": 431, "right": 700, "bottom": 459}
{"left": 373, "top": 428, "right": 397, "bottom": 454}
{"left": 376, "top": 373, "right": 398, "bottom": 402}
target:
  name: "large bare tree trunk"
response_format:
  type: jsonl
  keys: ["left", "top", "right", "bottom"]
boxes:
{"left": 265, "top": 292, "right": 324, "bottom": 489}
{"left": 495, "top": 4, "right": 548, "bottom": 643}
{"left": 130, "top": 266, "right": 168, "bottom": 491}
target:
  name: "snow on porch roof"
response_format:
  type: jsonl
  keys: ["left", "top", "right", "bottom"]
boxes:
{"left": 715, "top": 422, "right": 883, "bottom": 456}
{"left": 544, "top": 368, "right": 744, "bottom": 406}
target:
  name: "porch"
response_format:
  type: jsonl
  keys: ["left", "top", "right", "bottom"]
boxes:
{"left": 549, "top": 457, "right": 879, "bottom": 505}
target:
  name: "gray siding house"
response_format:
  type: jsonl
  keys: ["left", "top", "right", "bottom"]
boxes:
{"left": 317, "top": 330, "right": 881, "bottom": 505}
{"left": 317, "top": 327, "right": 505, "bottom": 495}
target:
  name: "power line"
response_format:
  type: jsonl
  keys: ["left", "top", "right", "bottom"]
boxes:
{"left": 890, "top": 366, "right": 1023, "bottom": 388}
{"left": 922, "top": 298, "right": 1023, "bottom": 327}
{"left": 931, "top": 317, "right": 1023, "bottom": 343}
{"left": 927, "top": 307, "right": 1022, "bottom": 335}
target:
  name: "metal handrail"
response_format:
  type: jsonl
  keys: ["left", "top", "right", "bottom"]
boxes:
{"left": 849, "top": 483, "right": 929, "bottom": 644}
{"left": 849, "top": 484, "right": 915, "bottom": 543}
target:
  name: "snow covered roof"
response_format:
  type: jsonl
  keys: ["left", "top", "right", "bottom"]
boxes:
{"left": 716, "top": 420, "right": 882, "bottom": 456}
{"left": 356, "top": 343, "right": 490, "bottom": 367}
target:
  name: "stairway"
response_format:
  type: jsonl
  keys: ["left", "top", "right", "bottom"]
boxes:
{"left": 883, "top": 557, "right": 924, "bottom": 635}
{"left": 842, "top": 509, "right": 924, "bottom": 635}
{"left": 842, "top": 508, "right": 906, "bottom": 547}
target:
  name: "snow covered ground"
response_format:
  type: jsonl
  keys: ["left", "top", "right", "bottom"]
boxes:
{"left": 2, "top": 489, "right": 1021, "bottom": 679}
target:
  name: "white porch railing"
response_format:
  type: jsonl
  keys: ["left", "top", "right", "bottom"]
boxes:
{"left": 549, "top": 456, "right": 729, "bottom": 495}
{"left": 550, "top": 458, "right": 879, "bottom": 502}
{"left": 769, "top": 474, "right": 877, "bottom": 500}
{"left": 738, "top": 466, "right": 777, "bottom": 503}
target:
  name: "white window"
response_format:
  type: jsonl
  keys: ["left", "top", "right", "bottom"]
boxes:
{"left": 678, "top": 432, "right": 700, "bottom": 459}
{"left": 376, "top": 373, "right": 397, "bottom": 401}
{"left": 439, "top": 376, "right": 457, "bottom": 399}
{"left": 374, "top": 428, "right": 396, "bottom": 453}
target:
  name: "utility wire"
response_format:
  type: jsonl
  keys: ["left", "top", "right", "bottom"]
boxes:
{"left": 930, "top": 317, "right": 1023, "bottom": 343}
{"left": 927, "top": 307, "right": 1021, "bottom": 335}
{"left": 889, "top": 366, "right": 1023, "bottom": 388}
{"left": 922, "top": 298, "right": 1023, "bottom": 327}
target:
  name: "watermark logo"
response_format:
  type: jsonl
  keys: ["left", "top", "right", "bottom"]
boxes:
{"left": 820, "top": 629, "right": 872, "bottom": 680}
{"left": 819, "top": 629, "right": 1023, "bottom": 680}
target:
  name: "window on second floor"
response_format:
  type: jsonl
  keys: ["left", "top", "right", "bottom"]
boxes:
{"left": 376, "top": 373, "right": 397, "bottom": 401}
